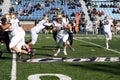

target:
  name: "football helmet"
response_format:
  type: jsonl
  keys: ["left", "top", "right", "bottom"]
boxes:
{"left": 57, "top": 14, "right": 63, "bottom": 19}
{"left": 11, "top": 14, "right": 16, "bottom": 19}
{"left": 43, "top": 16, "right": 48, "bottom": 20}
{"left": 3, "top": 13, "right": 11, "bottom": 20}
{"left": 105, "top": 16, "right": 109, "bottom": 20}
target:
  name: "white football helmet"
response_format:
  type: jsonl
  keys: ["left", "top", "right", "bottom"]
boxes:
{"left": 43, "top": 16, "right": 48, "bottom": 20}
{"left": 11, "top": 14, "right": 16, "bottom": 19}
{"left": 3, "top": 13, "right": 11, "bottom": 20}
{"left": 57, "top": 14, "right": 63, "bottom": 19}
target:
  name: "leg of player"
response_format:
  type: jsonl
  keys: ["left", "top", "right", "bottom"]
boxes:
{"left": 27, "top": 40, "right": 32, "bottom": 47}
{"left": 63, "top": 42, "right": 67, "bottom": 56}
{"left": 23, "top": 44, "right": 34, "bottom": 59}
{"left": 10, "top": 46, "right": 22, "bottom": 60}
{"left": 54, "top": 36, "right": 62, "bottom": 56}
{"left": 106, "top": 39, "right": 109, "bottom": 49}
{"left": 54, "top": 46, "right": 60, "bottom": 57}
{"left": 69, "top": 33, "right": 73, "bottom": 46}
{"left": 66, "top": 41, "right": 75, "bottom": 51}
{"left": 27, "top": 29, "right": 38, "bottom": 47}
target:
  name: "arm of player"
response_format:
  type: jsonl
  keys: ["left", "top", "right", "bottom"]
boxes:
{"left": 43, "top": 22, "right": 53, "bottom": 27}
{"left": 0, "top": 23, "right": 11, "bottom": 30}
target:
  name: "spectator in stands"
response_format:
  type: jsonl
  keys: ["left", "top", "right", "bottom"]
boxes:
{"left": 112, "top": 9, "right": 116, "bottom": 13}
{"left": 81, "top": 12, "right": 85, "bottom": 22}
{"left": 86, "top": 1, "right": 92, "bottom": 9}
{"left": 61, "top": 0, "right": 65, "bottom": 5}
{"left": 70, "top": 12, "right": 75, "bottom": 17}
{"left": 45, "top": 1, "right": 50, "bottom": 7}
{"left": 17, "top": 8, "right": 22, "bottom": 15}
{"left": 36, "top": 3, "right": 41, "bottom": 10}
{"left": 41, "top": 2, "right": 44, "bottom": 10}
{"left": 116, "top": 9, "right": 120, "bottom": 13}
{"left": 18, "top": 0, "right": 22, "bottom": 5}
{"left": 9, "top": 6, "right": 14, "bottom": 14}
{"left": 77, "top": 2, "right": 82, "bottom": 7}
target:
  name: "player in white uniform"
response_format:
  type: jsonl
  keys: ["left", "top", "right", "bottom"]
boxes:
{"left": 53, "top": 14, "right": 74, "bottom": 56}
{"left": 27, "top": 16, "right": 52, "bottom": 47}
{"left": 102, "top": 16, "right": 114, "bottom": 49}
{"left": 0, "top": 14, "right": 32, "bottom": 60}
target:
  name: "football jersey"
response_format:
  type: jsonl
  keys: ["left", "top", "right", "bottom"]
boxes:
{"left": 53, "top": 21, "right": 68, "bottom": 38}
{"left": 102, "top": 19, "right": 113, "bottom": 32}
{"left": 9, "top": 18, "right": 23, "bottom": 36}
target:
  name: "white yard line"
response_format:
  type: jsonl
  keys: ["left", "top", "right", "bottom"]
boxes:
{"left": 11, "top": 53, "right": 16, "bottom": 80}
{"left": 74, "top": 38, "right": 120, "bottom": 54}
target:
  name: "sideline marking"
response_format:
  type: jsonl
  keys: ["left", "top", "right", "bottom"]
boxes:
{"left": 74, "top": 38, "right": 120, "bottom": 54}
{"left": 11, "top": 53, "right": 16, "bottom": 80}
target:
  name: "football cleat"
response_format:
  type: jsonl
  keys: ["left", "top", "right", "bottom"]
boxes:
{"left": 63, "top": 50, "right": 67, "bottom": 56}
{"left": 17, "top": 52, "right": 22, "bottom": 60}
{"left": 54, "top": 53, "right": 58, "bottom": 57}
{"left": 70, "top": 47, "right": 75, "bottom": 51}
{"left": 54, "top": 48, "right": 60, "bottom": 57}
{"left": 28, "top": 51, "right": 34, "bottom": 59}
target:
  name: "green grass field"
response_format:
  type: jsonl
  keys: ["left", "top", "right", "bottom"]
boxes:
{"left": 0, "top": 34, "right": 120, "bottom": 80}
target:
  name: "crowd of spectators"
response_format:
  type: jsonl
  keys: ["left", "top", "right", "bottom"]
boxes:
{"left": 99, "top": 2, "right": 120, "bottom": 14}
{"left": 9, "top": 0, "right": 82, "bottom": 21}
{"left": 85, "top": 0, "right": 120, "bottom": 21}
{"left": 99, "top": 3, "right": 119, "bottom": 8}
{"left": 112, "top": 8, "right": 120, "bottom": 14}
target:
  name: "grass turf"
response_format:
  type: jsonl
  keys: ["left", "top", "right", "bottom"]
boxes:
{"left": 0, "top": 34, "right": 120, "bottom": 80}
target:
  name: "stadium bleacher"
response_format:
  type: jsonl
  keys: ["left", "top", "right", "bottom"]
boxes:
{"left": 86, "top": 0, "right": 120, "bottom": 20}
{"left": 92, "top": 1, "right": 120, "bottom": 20}
{"left": 9, "top": 0, "right": 82, "bottom": 21}
{"left": 9, "top": 0, "right": 120, "bottom": 21}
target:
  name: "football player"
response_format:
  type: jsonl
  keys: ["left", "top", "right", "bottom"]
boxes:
{"left": 27, "top": 15, "right": 52, "bottom": 47}
{"left": 53, "top": 14, "right": 74, "bottom": 57}
{"left": 0, "top": 13, "right": 32, "bottom": 60}
{"left": 102, "top": 16, "right": 114, "bottom": 49}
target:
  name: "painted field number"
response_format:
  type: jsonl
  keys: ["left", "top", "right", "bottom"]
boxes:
{"left": 28, "top": 73, "right": 72, "bottom": 80}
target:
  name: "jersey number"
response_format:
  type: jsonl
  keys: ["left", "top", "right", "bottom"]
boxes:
{"left": 104, "top": 20, "right": 109, "bottom": 25}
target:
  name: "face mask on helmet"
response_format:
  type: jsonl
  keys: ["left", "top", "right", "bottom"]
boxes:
{"left": 43, "top": 16, "right": 48, "bottom": 20}
{"left": 1, "top": 14, "right": 10, "bottom": 24}
{"left": 5, "top": 14, "right": 11, "bottom": 21}
{"left": 105, "top": 16, "right": 109, "bottom": 20}
{"left": 11, "top": 14, "right": 16, "bottom": 19}
{"left": 57, "top": 14, "right": 62, "bottom": 19}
